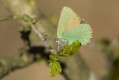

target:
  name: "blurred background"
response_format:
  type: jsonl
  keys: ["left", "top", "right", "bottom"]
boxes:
{"left": 0, "top": 0, "right": 119, "bottom": 80}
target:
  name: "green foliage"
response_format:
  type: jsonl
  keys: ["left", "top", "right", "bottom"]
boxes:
{"left": 49, "top": 41, "right": 81, "bottom": 77}
{"left": 49, "top": 54, "right": 61, "bottom": 77}
{"left": 59, "top": 41, "right": 81, "bottom": 56}
{"left": 49, "top": 61, "right": 62, "bottom": 77}
{"left": 49, "top": 54, "right": 58, "bottom": 61}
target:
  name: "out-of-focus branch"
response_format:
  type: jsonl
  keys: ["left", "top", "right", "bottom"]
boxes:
{"left": 91, "top": 38, "right": 119, "bottom": 80}
{"left": 0, "top": 0, "right": 90, "bottom": 80}
{"left": 0, "top": 15, "right": 13, "bottom": 21}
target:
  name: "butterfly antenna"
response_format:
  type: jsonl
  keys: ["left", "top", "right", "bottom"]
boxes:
{"left": 81, "top": 19, "right": 88, "bottom": 24}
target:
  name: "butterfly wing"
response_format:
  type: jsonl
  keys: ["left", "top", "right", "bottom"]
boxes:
{"left": 62, "top": 24, "right": 92, "bottom": 45}
{"left": 57, "top": 7, "right": 81, "bottom": 39}
{"left": 57, "top": 7, "right": 92, "bottom": 45}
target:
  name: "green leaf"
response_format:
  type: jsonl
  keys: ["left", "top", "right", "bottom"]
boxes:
{"left": 49, "top": 61, "right": 62, "bottom": 77}
{"left": 49, "top": 41, "right": 80, "bottom": 77}
{"left": 59, "top": 41, "right": 81, "bottom": 56}
{"left": 49, "top": 54, "right": 59, "bottom": 61}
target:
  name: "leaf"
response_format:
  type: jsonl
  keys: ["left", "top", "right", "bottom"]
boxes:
{"left": 49, "top": 61, "right": 62, "bottom": 77}
{"left": 49, "top": 54, "right": 59, "bottom": 61}
{"left": 49, "top": 41, "right": 80, "bottom": 77}
{"left": 59, "top": 41, "right": 81, "bottom": 57}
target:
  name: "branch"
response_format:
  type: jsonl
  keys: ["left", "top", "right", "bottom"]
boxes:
{"left": 0, "top": 0, "right": 90, "bottom": 80}
{"left": 0, "top": 15, "right": 13, "bottom": 21}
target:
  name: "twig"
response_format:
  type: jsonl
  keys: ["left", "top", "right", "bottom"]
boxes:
{"left": 18, "top": 14, "right": 58, "bottom": 54}
{"left": 28, "top": 19, "right": 57, "bottom": 54}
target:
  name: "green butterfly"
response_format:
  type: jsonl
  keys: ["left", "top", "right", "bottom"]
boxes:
{"left": 57, "top": 7, "right": 92, "bottom": 45}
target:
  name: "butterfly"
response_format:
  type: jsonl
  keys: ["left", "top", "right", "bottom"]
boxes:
{"left": 57, "top": 7, "right": 92, "bottom": 45}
